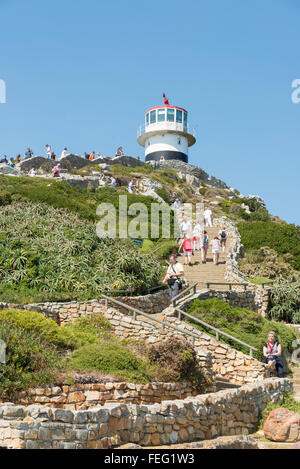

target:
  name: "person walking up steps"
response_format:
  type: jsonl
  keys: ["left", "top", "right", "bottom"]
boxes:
{"left": 218, "top": 226, "right": 228, "bottom": 253}
{"left": 163, "top": 254, "right": 185, "bottom": 300}
{"left": 180, "top": 217, "right": 191, "bottom": 239}
{"left": 200, "top": 230, "right": 209, "bottom": 263}
{"left": 211, "top": 236, "right": 221, "bottom": 265}
{"left": 192, "top": 221, "right": 202, "bottom": 251}
{"left": 203, "top": 207, "right": 213, "bottom": 227}
{"left": 180, "top": 235, "right": 193, "bottom": 266}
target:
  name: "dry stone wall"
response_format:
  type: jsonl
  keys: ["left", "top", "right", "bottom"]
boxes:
{"left": 214, "top": 217, "right": 271, "bottom": 317}
{"left": 13, "top": 382, "right": 200, "bottom": 410}
{"left": 0, "top": 379, "right": 291, "bottom": 449}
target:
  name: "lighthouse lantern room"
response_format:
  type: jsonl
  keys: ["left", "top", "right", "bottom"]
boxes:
{"left": 137, "top": 94, "right": 196, "bottom": 163}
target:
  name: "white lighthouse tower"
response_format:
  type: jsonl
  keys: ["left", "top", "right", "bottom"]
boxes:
{"left": 137, "top": 94, "right": 196, "bottom": 163}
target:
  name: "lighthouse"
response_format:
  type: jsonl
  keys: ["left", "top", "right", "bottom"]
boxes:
{"left": 137, "top": 94, "right": 196, "bottom": 163}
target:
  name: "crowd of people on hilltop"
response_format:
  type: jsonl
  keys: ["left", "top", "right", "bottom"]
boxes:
{"left": 0, "top": 145, "right": 126, "bottom": 165}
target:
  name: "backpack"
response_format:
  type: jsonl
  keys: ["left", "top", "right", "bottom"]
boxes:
{"left": 220, "top": 230, "right": 227, "bottom": 239}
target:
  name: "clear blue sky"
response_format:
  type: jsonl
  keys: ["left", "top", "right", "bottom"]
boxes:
{"left": 1, "top": 0, "right": 299, "bottom": 224}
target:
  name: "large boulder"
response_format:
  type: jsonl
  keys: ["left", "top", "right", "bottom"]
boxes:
{"left": 263, "top": 408, "right": 300, "bottom": 442}
{"left": 20, "top": 157, "right": 56, "bottom": 173}
{"left": 0, "top": 165, "right": 21, "bottom": 176}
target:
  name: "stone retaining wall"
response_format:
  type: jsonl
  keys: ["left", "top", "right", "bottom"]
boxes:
{"left": 0, "top": 378, "right": 291, "bottom": 449}
{"left": 0, "top": 289, "right": 171, "bottom": 326}
{"left": 214, "top": 217, "right": 271, "bottom": 317}
{"left": 13, "top": 382, "right": 200, "bottom": 411}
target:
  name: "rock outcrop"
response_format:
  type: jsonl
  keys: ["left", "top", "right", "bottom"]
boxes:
{"left": 263, "top": 408, "right": 300, "bottom": 442}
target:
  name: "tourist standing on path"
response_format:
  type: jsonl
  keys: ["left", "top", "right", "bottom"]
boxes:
{"left": 203, "top": 207, "right": 213, "bottom": 227}
{"left": 45, "top": 144, "right": 52, "bottom": 159}
{"left": 173, "top": 198, "right": 182, "bottom": 210}
{"left": 218, "top": 226, "right": 228, "bottom": 253}
{"left": 192, "top": 221, "right": 202, "bottom": 251}
{"left": 262, "top": 332, "right": 284, "bottom": 378}
{"left": 179, "top": 235, "right": 193, "bottom": 266}
{"left": 180, "top": 217, "right": 192, "bottom": 239}
{"left": 200, "top": 230, "right": 209, "bottom": 263}
{"left": 163, "top": 254, "right": 184, "bottom": 300}
{"left": 211, "top": 237, "right": 221, "bottom": 265}
{"left": 128, "top": 179, "right": 135, "bottom": 193}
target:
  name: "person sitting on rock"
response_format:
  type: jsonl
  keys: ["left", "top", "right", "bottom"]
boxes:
{"left": 28, "top": 168, "right": 36, "bottom": 177}
{"left": 51, "top": 163, "right": 61, "bottom": 178}
{"left": 9, "top": 158, "right": 15, "bottom": 168}
{"left": 89, "top": 152, "right": 96, "bottom": 161}
{"left": 262, "top": 331, "right": 284, "bottom": 378}
{"left": 0, "top": 155, "right": 8, "bottom": 164}
{"left": 24, "top": 148, "right": 34, "bottom": 159}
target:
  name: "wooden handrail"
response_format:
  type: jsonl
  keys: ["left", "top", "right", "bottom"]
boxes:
{"left": 206, "top": 282, "right": 249, "bottom": 291}
{"left": 101, "top": 294, "right": 200, "bottom": 344}
{"left": 172, "top": 282, "right": 198, "bottom": 307}
{"left": 175, "top": 308, "right": 257, "bottom": 358}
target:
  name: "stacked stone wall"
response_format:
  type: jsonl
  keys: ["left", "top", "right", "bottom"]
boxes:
{"left": 0, "top": 379, "right": 291, "bottom": 449}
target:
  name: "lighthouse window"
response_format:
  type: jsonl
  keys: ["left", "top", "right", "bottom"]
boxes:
{"left": 157, "top": 109, "right": 165, "bottom": 122}
{"left": 150, "top": 110, "right": 156, "bottom": 124}
{"left": 146, "top": 113, "right": 149, "bottom": 126}
{"left": 183, "top": 112, "right": 187, "bottom": 128}
{"left": 176, "top": 110, "right": 183, "bottom": 123}
{"left": 167, "top": 108, "right": 174, "bottom": 122}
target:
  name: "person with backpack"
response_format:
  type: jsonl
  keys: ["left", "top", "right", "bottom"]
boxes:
{"left": 200, "top": 230, "right": 209, "bottom": 263}
{"left": 218, "top": 226, "right": 228, "bottom": 252}
{"left": 262, "top": 332, "right": 284, "bottom": 378}
{"left": 163, "top": 254, "right": 185, "bottom": 300}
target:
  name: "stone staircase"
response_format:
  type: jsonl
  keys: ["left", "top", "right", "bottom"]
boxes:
{"left": 177, "top": 226, "right": 229, "bottom": 289}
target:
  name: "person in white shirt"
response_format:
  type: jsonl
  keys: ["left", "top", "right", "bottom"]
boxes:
{"left": 203, "top": 208, "right": 213, "bottom": 227}
{"left": 211, "top": 237, "right": 221, "bottom": 265}
{"left": 60, "top": 148, "right": 68, "bottom": 159}
{"left": 180, "top": 217, "right": 191, "bottom": 238}
{"left": 173, "top": 198, "right": 182, "bottom": 210}
{"left": 163, "top": 254, "right": 185, "bottom": 300}
{"left": 45, "top": 144, "right": 52, "bottom": 159}
{"left": 192, "top": 221, "right": 202, "bottom": 251}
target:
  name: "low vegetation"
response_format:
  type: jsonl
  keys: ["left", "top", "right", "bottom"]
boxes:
{"left": 0, "top": 309, "right": 209, "bottom": 398}
{"left": 269, "top": 278, "right": 300, "bottom": 324}
{"left": 0, "top": 202, "right": 163, "bottom": 303}
{"left": 238, "top": 221, "right": 300, "bottom": 271}
{"left": 186, "top": 298, "right": 296, "bottom": 360}
{"left": 239, "top": 246, "right": 296, "bottom": 279}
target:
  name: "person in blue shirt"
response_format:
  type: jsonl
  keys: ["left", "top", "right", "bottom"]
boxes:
{"left": 0, "top": 155, "right": 8, "bottom": 164}
{"left": 24, "top": 148, "right": 33, "bottom": 159}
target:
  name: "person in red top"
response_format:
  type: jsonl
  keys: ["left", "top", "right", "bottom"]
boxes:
{"left": 163, "top": 93, "right": 169, "bottom": 105}
{"left": 89, "top": 152, "right": 95, "bottom": 161}
{"left": 180, "top": 235, "right": 193, "bottom": 266}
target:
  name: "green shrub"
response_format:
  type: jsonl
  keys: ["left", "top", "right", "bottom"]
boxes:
{"left": 269, "top": 278, "right": 300, "bottom": 324}
{"left": 0, "top": 202, "right": 163, "bottom": 302}
{"left": 0, "top": 310, "right": 113, "bottom": 350}
{"left": 238, "top": 221, "right": 300, "bottom": 271}
{"left": 187, "top": 298, "right": 296, "bottom": 360}
{"left": 0, "top": 323, "right": 61, "bottom": 398}
{"left": 68, "top": 342, "right": 152, "bottom": 383}
{"left": 147, "top": 338, "right": 208, "bottom": 391}
{"left": 0, "top": 190, "right": 12, "bottom": 206}
{"left": 156, "top": 188, "right": 172, "bottom": 204}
